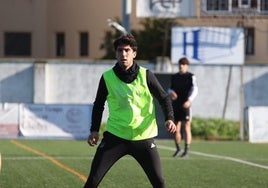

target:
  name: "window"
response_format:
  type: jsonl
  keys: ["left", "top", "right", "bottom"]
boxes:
{"left": 80, "top": 32, "right": 89, "bottom": 56}
{"left": 205, "top": 0, "right": 258, "bottom": 10}
{"left": 232, "top": 0, "right": 257, "bottom": 8}
{"left": 56, "top": 32, "right": 65, "bottom": 57}
{"left": 241, "top": 0, "right": 249, "bottom": 7}
{"left": 4, "top": 32, "right": 31, "bottom": 56}
{"left": 250, "top": 0, "right": 258, "bottom": 8}
{"left": 205, "top": 0, "right": 262, "bottom": 13}
{"left": 244, "top": 27, "right": 254, "bottom": 55}
{"left": 232, "top": 0, "right": 239, "bottom": 8}
{"left": 206, "top": 0, "right": 229, "bottom": 11}
{"left": 260, "top": 0, "right": 268, "bottom": 11}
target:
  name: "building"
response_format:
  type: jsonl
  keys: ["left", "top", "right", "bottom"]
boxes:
{"left": 0, "top": 0, "right": 268, "bottom": 64}
{"left": 195, "top": 0, "right": 268, "bottom": 64}
{"left": 0, "top": 0, "right": 138, "bottom": 59}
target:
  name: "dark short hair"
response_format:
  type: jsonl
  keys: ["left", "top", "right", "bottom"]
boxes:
{"left": 113, "top": 34, "right": 138, "bottom": 51}
{"left": 178, "top": 57, "right": 190, "bottom": 65}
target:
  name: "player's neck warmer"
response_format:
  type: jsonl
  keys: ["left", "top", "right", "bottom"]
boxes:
{"left": 103, "top": 67, "right": 157, "bottom": 140}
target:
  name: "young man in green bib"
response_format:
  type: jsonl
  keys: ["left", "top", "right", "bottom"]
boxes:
{"left": 84, "top": 34, "right": 176, "bottom": 188}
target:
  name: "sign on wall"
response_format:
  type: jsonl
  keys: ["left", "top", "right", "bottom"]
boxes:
{"left": 171, "top": 27, "right": 245, "bottom": 64}
{"left": 136, "top": 0, "right": 195, "bottom": 18}
{"left": 19, "top": 104, "right": 92, "bottom": 139}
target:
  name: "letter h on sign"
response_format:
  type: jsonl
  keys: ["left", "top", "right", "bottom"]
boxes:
{"left": 183, "top": 30, "right": 200, "bottom": 60}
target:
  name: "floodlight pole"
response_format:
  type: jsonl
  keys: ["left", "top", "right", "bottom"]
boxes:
{"left": 122, "top": 0, "right": 131, "bottom": 33}
{"left": 107, "top": 19, "right": 128, "bottom": 35}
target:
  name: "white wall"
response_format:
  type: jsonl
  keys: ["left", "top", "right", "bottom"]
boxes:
{"left": 1, "top": 61, "right": 268, "bottom": 122}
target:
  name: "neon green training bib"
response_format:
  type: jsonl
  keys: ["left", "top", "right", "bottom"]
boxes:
{"left": 103, "top": 67, "right": 157, "bottom": 140}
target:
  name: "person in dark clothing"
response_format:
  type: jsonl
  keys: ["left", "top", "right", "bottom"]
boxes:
{"left": 84, "top": 34, "right": 176, "bottom": 188}
{"left": 168, "top": 57, "right": 198, "bottom": 158}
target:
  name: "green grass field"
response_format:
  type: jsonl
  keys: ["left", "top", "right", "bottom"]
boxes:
{"left": 0, "top": 139, "right": 268, "bottom": 188}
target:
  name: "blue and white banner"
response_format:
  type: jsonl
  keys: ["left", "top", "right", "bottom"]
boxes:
{"left": 136, "top": 0, "right": 195, "bottom": 18}
{"left": 171, "top": 27, "right": 245, "bottom": 64}
{"left": 19, "top": 104, "right": 92, "bottom": 139}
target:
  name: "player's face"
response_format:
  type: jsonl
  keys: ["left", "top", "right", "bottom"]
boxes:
{"left": 116, "top": 45, "right": 137, "bottom": 70}
{"left": 179, "top": 63, "right": 188, "bottom": 74}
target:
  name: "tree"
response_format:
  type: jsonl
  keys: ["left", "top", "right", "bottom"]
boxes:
{"left": 100, "top": 18, "right": 177, "bottom": 63}
{"left": 133, "top": 18, "right": 176, "bottom": 62}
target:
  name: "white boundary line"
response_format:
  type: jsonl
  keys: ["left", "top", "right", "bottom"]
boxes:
{"left": 158, "top": 145, "right": 268, "bottom": 170}
{"left": 3, "top": 145, "right": 268, "bottom": 170}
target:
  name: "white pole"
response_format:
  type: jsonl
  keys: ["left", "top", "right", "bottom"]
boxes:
{"left": 0, "top": 153, "right": 2, "bottom": 172}
{"left": 240, "top": 65, "right": 245, "bottom": 141}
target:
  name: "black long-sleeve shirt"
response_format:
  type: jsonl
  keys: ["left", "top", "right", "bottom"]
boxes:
{"left": 170, "top": 72, "right": 198, "bottom": 106}
{"left": 90, "top": 62, "right": 174, "bottom": 132}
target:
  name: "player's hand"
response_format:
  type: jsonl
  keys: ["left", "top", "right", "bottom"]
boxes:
{"left": 169, "top": 90, "right": 178, "bottom": 100}
{"left": 87, "top": 131, "right": 99, "bottom": 146}
{"left": 165, "top": 120, "right": 176, "bottom": 133}
{"left": 183, "top": 100, "right": 191, "bottom": 109}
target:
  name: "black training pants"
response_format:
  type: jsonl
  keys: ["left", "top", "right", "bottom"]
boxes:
{"left": 84, "top": 132, "right": 165, "bottom": 188}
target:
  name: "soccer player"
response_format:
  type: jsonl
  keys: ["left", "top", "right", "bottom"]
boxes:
{"left": 168, "top": 57, "right": 198, "bottom": 158}
{"left": 84, "top": 34, "right": 176, "bottom": 188}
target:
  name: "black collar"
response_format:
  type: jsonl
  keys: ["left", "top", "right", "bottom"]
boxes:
{"left": 113, "top": 62, "right": 140, "bottom": 83}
